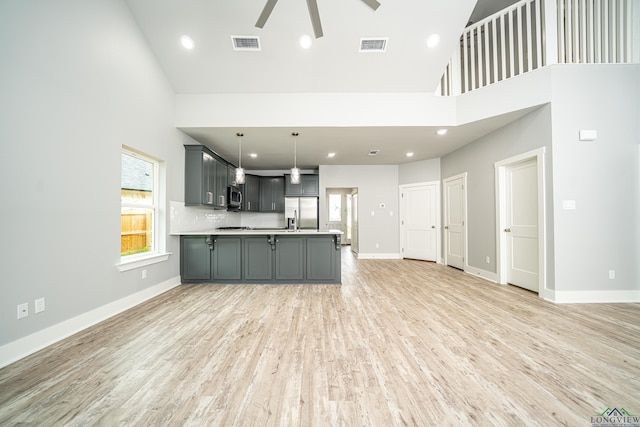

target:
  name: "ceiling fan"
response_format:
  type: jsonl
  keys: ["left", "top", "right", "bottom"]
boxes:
{"left": 255, "top": 0, "right": 381, "bottom": 39}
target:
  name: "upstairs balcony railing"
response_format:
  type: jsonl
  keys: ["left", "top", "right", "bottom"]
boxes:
{"left": 438, "top": 0, "right": 639, "bottom": 96}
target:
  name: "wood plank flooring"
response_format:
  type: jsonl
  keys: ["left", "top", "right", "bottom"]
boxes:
{"left": 1, "top": 248, "right": 639, "bottom": 426}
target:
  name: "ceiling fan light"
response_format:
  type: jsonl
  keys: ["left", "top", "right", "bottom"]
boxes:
{"left": 290, "top": 168, "right": 301, "bottom": 184}
{"left": 299, "top": 35, "right": 312, "bottom": 49}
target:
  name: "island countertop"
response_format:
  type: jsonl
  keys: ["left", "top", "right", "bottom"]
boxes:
{"left": 172, "top": 229, "right": 343, "bottom": 236}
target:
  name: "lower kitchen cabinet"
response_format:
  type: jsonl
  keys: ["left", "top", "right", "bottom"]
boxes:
{"left": 212, "top": 237, "right": 242, "bottom": 280}
{"left": 243, "top": 236, "right": 274, "bottom": 281}
{"left": 306, "top": 236, "right": 338, "bottom": 281}
{"left": 181, "top": 236, "right": 212, "bottom": 281}
{"left": 275, "top": 236, "right": 305, "bottom": 280}
{"left": 180, "top": 233, "right": 341, "bottom": 284}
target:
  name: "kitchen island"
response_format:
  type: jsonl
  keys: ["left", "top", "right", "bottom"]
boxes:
{"left": 178, "top": 229, "right": 343, "bottom": 284}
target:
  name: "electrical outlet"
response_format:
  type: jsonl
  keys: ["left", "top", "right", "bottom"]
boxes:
{"left": 17, "top": 303, "right": 28, "bottom": 319}
{"left": 142, "top": 269, "right": 147, "bottom": 279}
{"left": 609, "top": 270, "right": 615, "bottom": 280}
{"left": 375, "top": 243, "right": 379, "bottom": 249}
{"left": 35, "top": 298, "right": 45, "bottom": 313}
{"left": 485, "top": 256, "right": 491, "bottom": 264}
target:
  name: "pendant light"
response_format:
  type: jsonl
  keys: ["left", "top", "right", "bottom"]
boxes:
{"left": 291, "top": 132, "right": 301, "bottom": 184}
{"left": 235, "top": 132, "right": 246, "bottom": 185}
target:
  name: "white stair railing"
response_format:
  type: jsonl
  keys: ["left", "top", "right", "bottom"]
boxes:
{"left": 438, "top": 0, "right": 638, "bottom": 96}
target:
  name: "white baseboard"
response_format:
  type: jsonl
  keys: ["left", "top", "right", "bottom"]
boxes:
{"left": 545, "top": 289, "right": 640, "bottom": 303}
{"left": 0, "top": 276, "right": 181, "bottom": 369}
{"left": 465, "top": 267, "right": 498, "bottom": 283}
{"left": 357, "top": 253, "right": 402, "bottom": 260}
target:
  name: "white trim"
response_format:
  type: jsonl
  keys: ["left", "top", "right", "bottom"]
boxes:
{"left": 116, "top": 252, "right": 172, "bottom": 272}
{"left": 545, "top": 289, "right": 640, "bottom": 304}
{"left": 357, "top": 253, "right": 402, "bottom": 259}
{"left": 465, "top": 267, "right": 498, "bottom": 283}
{"left": 495, "top": 147, "right": 546, "bottom": 297}
{"left": 399, "top": 181, "right": 441, "bottom": 263}
{"left": 0, "top": 276, "right": 181, "bottom": 369}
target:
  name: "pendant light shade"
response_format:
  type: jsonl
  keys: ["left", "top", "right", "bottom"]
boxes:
{"left": 235, "top": 132, "right": 246, "bottom": 185}
{"left": 291, "top": 132, "right": 301, "bottom": 184}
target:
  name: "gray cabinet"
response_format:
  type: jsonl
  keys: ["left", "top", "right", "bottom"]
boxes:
{"left": 285, "top": 174, "right": 319, "bottom": 196}
{"left": 212, "top": 237, "right": 242, "bottom": 280}
{"left": 241, "top": 174, "right": 261, "bottom": 212}
{"left": 306, "top": 236, "right": 338, "bottom": 281}
{"left": 243, "top": 236, "right": 273, "bottom": 281}
{"left": 275, "top": 236, "right": 305, "bottom": 280}
{"left": 259, "top": 176, "right": 285, "bottom": 212}
{"left": 184, "top": 145, "right": 227, "bottom": 209}
{"left": 180, "top": 236, "right": 212, "bottom": 281}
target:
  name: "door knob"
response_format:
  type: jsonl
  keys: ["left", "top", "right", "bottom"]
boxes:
{"left": 444, "top": 226, "right": 449, "bottom": 229}
{"left": 504, "top": 228, "right": 511, "bottom": 232}
{"left": 431, "top": 225, "right": 435, "bottom": 229}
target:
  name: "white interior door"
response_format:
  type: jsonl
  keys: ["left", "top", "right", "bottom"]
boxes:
{"left": 400, "top": 183, "right": 438, "bottom": 261}
{"left": 505, "top": 159, "right": 538, "bottom": 292}
{"left": 351, "top": 192, "right": 359, "bottom": 254}
{"left": 444, "top": 174, "right": 466, "bottom": 270}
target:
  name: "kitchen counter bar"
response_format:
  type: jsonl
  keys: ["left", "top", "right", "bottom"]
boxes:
{"left": 179, "top": 230, "right": 342, "bottom": 284}
{"left": 173, "top": 229, "right": 342, "bottom": 236}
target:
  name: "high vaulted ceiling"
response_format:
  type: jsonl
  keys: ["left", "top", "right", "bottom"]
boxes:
{"left": 125, "top": 0, "right": 525, "bottom": 169}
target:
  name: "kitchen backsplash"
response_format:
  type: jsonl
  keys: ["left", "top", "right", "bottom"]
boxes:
{"left": 170, "top": 201, "right": 284, "bottom": 233}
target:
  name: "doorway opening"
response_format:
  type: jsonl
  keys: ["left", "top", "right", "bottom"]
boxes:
{"left": 326, "top": 188, "right": 358, "bottom": 254}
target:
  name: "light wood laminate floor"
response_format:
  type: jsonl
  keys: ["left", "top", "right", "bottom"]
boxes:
{"left": 1, "top": 249, "right": 639, "bottom": 426}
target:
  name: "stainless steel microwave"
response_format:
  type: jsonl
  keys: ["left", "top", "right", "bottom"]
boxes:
{"left": 227, "top": 185, "right": 242, "bottom": 210}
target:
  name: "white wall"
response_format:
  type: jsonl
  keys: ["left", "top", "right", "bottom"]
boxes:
{"left": 549, "top": 65, "right": 640, "bottom": 295}
{"left": 319, "top": 165, "right": 399, "bottom": 257}
{"left": 0, "top": 0, "right": 189, "bottom": 353}
{"left": 398, "top": 158, "right": 441, "bottom": 185}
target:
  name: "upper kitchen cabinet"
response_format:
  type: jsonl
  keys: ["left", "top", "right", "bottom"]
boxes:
{"left": 260, "top": 176, "right": 285, "bottom": 212}
{"left": 284, "top": 174, "right": 319, "bottom": 196}
{"left": 241, "top": 174, "right": 261, "bottom": 212}
{"left": 184, "top": 145, "right": 227, "bottom": 209}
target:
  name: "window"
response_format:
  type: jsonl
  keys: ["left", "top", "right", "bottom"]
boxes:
{"left": 121, "top": 148, "right": 158, "bottom": 259}
{"left": 329, "top": 194, "right": 342, "bottom": 222}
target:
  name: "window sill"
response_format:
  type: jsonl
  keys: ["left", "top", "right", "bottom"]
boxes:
{"left": 116, "top": 252, "right": 172, "bottom": 272}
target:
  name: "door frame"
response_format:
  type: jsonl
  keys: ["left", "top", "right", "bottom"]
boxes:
{"left": 443, "top": 172, "right": 467, "bottom": 269}
{"left": 399, "top": 181, "right": 441, "bottom": 262}
{"left": 495, "top": 147, "right": 547, "bottom": 297}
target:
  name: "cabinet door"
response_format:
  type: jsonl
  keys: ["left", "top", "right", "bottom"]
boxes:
{"left": 243, "top": 236, "right": 273, "bottom": 280}
{"left": 228, "top": 164, "right": 237, "bottom": 187}
{"left": 181, "top": 236, "right": 212, "bottom": 281}
{"left": 275, "top": 237, "right": 305, "bottom": 280}
{"left": 203, "top": 152, "right": 216, "bottom": 205}
{"left": 214, "top": 158, "right": 227, "bottom": 208}
{"left": 301, "top": 175, "right": 319, "bottom": 196}
{"left": 284, "top": 175, "right": 302, "bottom": 196}
{"left": 242, "top": 174, "right": 261, "bottom": 211}
{"left": 272, "top": 177, "right": 285, "bottom": 211}
{"left": 213, "top": 237, "right": 242, "bottom": 280}
{"left": 306, "top": 236, "right": 337, "bottom": 281}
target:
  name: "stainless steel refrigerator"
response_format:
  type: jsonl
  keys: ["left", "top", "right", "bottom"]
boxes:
{"left": 285, "top": 197, "right": 319, "bottom": 229}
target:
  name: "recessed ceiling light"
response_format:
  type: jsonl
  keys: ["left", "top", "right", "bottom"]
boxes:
{"left": 181, "top": 35, "right": 195, "bottom": 50}
{"left": 368, "top": 149, "right": 380, "bottom": 156}
{"left": 437, "top": 129, "right": 448, "bottom": 135}
{"left": 327, "top": 152, "right": 336, "bottom": 158}
{"left": 426, "top": 34, "right": 440, "bottom": 48}
{"left": 249, "top": 153, "right": 258, "bottom": 158}
{"left": 406, "top": 152, "right": 414, "bottom": 157}
{"left": 300, "top": 35, "right": 312, "bottom": 49}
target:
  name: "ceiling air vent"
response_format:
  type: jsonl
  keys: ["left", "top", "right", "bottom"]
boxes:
{"left": 231, "top": 36, "right": 261, "bottom": 51}
{"left": 359, "top": 38, "right": 388, "bottom": 53}
{"left": 368, "top": 149, "right": 380, "bottom": 156}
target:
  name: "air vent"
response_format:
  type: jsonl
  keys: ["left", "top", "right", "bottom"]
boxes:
{"left": 359, "top": 38, "right": 388, "bottom": 52}
{"left": 231, "top": 36, "right": 261, "bottom": 51}
{"left": 368, "top": 149, "right": 380, "bottom": 156}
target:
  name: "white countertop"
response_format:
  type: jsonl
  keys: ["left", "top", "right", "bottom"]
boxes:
{"left": 172, "top": 229, "right": 343, "bottom": 236}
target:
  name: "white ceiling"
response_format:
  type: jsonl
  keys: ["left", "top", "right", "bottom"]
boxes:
{"left": 125, "top": 0, "right": 525, "bottom": 169}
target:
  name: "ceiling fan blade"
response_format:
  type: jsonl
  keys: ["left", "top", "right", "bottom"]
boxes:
{"left": 255, "top": 0, "right": 279, "bottom": 28}
{"left": 359, "top": 0, "right": 381, "bottom": 11}
{"left": 306, "top": 0, "right": 324, "bottom": 38}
